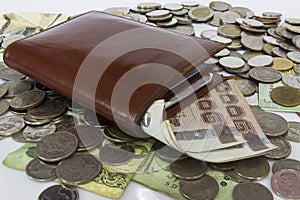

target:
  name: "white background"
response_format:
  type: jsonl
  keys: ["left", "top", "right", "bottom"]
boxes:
{"left": 0, "top": 0, "right": 300, "bottom": 200}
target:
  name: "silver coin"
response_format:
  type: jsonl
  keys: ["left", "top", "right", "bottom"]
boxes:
{"left": 250, "top": 106, "right": 265, "bottom": 115}
{"left": 285, "top": 121, "right": 300, "bottom": 143}
{"left": 164, "top": 3, "right": 183, "bottom": 11}
{"left": 292, "top": 35, "right": 300, "bottom": 50}
{"left": 27, "top": 100, "right": 66, "bottom": 120}
{"left": 241, "top": 34, "right": 264, "bottom": 51}
{"left": 264, "top": 136, "right": 291, "bottom": 159}
{"left": 38, "top": 185, "right": 79, "bottom": 200}
{"left": 230, "top": 6, "right": 254, "bottom": 18}
{"left": 286, "top": 18, "right": 300, "bottom": 25}
{"left": 234, "top": 157, "right": 270, "bottom": 180}
{"left": 67, "top": 125, "right": 103, "bottom": 151}
{"left": 219, "top": 24, "right": 242, "bottom": 38}
{"left": 137, "top": 2, "right": 161, "bottom": 9}
{"left": 272, "top": 47, "right": 287, "bottom": 58}
{"left": 130, "top": 7, "right": 155, "bottom": 14}
{"left": 225, "top": 62, "right": 251, "bottom": 74}
{"left": 214, "top": 48, "right": 231, "bottom": 57}
{"left": 204, "top": 57, "right": 219, "bottom": 65}
{"left": 4, "top": 80, "right": 32, "bottom": 98}
{"left": 0, "top": 115, "right": 25, "bottom": 136}
{"left": 243, "top": 18, "right": 264, "bottom": 28}
{"left": 99, "top": 144, "right": 135, "bottom": 165}
{"left": 221, "top": 11, "right": 240, "bottom": 24}
{"left": 0, "top": 82, "right": 8, "bottom": 98}
{"left": 180, "top": 1, "right": 199, "bottom": 7}
{"left": 171, "top": 8, "right": 188, "bottom": 16}
{"left": 55, "top": 115, "right": 77, "bottom": 131}
{"left": 279, "top": 41, "right": 299, "bottom": 52}
{"left": 174, "top": 16, "right": 192, "bottom": 25}
{"left": 263, "top": 43, "right": 276, "bottom": 55}
{"left": 102, "top": 7, "right": 130, "bottom": 15}
{"left": 287, "top": 51, "right": 300, "bottom": 63}
{"left": 224, "top": 170, "right": 250, "bottom": 182}
{"left": 263, "top": 35, "right": 279, "bottom": 46}
{"left": 56, "top": 153, "right": 102, "bottom": 185}
{"left": 200, "top": 30, "right": 218, "bottom": 39}
{"left": 23, "top": 115, "right": 52, "bottom": 126}
{"left": 282, "top": 74, "right": 300, "bottom": 89}
{"left": 157, "top": 18, "right": 178, "bottom": 27}
{"left": 0, "top": 68, "right": 26, "bottom": 81}
{"left": 180, "top": 175, "right": 219, "bottom": 200}
{"left": 227, "top": 39, "right": 243, "bottom": 50}
{"left": 167, "top": 24, "right": 195, "bottom": 36}
{"left": 219, "top": 56, "right": 245, "bottom": 69}
{"left": 240, "top": 24, "right": 266, "bottom": 34}
{"left": 188, "top": 6, "right": 214, "bottom": 22}
{"left": 146, "top": 9, "right": 170, "bottom": 18}
{"left": 170, "top": 157, "right": 208, "bottom": 180}
{"left": 294, "top": 64, "right": 300, "bottom": 74}
{"left": 267, "top": 28, "right": 285, "bottom": 41}
{"left": 248, "top": 55, "right": 274, "bottom": 67}
{"left": 23, "top": 123, "right": 56, "bottom": 142}
{"left": 154, "top": 141, "right": 187, "bottom": 162}
{"left": 263, "top": 12, "right": 282, "bottom": 18}
{"left": 147, "top": 13, "right": 173, "bottom": 22}
{"left": 0, "top": 99, "right": 9, "bottom": 115}
{"left": 210, "top": 35, "right": 232, "bottom": 44}
{"left": 236, "top": 79, "right": 257, "bottom": 96}
{"left": 233, "top": 182, "right": 273, "bottom": 200}
{"left": 10, "top": 90, "right": 46, "bottom": 110}
{"left": 209, "top": 11, "right": 223, "bottom": 27}
{"left": 249, "top": 67, "right": 281, "bottom": 83}
{"left": 287, "top": 24, "right": 300, "bottom": 34}
{"left": 272, "top": 158, "right": 300, "bottom": 173}
{"left": 230, "top": 51, "right": 243, "bottom": 59}
{"left": 104, "top": 123, "right": 137, "bottom": 143}
{"left": 82, "top": 109, "right": 111, "bottom": 127}
{"left": 36, "top": 132, "right": 78, "bottom": 162}
{"left": 209, "top": 1, "right": 231, "bottom": 11}
{"left": 255, "top": 112, "right": 288, "bottom": 137}
{"left": 12, "top": 130, "right": 26, "bottom": 143}
{"left": 26, "top": 158, "right": 56, "bottom": 181}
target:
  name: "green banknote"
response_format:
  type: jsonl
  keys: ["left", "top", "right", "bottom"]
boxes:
{"left": 133, "top": 152, "right": 238, "bottom": 200}
{"left": 258, "top": 69, "right": 300, "bottom": 112}
{"left": 3, "top": 138, "right": 154, "bottom": 199}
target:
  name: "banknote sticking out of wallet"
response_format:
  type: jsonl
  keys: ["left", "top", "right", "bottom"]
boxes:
{"left": 5, "top": 11, "right": 265, "bottom": 162}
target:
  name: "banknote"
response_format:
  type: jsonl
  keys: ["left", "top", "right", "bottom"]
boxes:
{"left": 143, "top": 80, "right": 277, "bottom": 163}
{"left": 133, "top": 152, "right": 238, "bottom": 200}
{"left": 0, "top": 12, "right": 69, "bottom": 36}
{"left": 258, "top": 69, "right": 300, "bottom": 112}
{"left": 3, "top": 137, "right": 154, "bottom": 199}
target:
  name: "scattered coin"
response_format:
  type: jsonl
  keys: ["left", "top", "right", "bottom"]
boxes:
{"left": 263, "top": 43, "right": 276, "bottom": 55}
{"left": 218, "top": 24, "right": 241, "bottom": 38}
{"left": 219, "top": 56, "right": 245, "bottom": 69}
{"left": 137, "top": 2, "right": 161, "bottom": 10}
{"left": 179, "top": 175, "right": 219, "bottom": 200}
{"left": 164, "top": 3, "right": 183, "bottom": 11}
{"left": 174, "top": 16, "right": 192, "bottom": 25}
{"left": 282, "top": 74, "right": 300, "bottom": 89}
{"left": 157, "top": 18, "right": 178, "bottom": 27}
{"left": 180, "top": 1, "right": 199, "bottom": 7}
{"left": 209, "top": 11, "right": 223, "bottom": 27}
{"left": 10, "top": 90, "right": 46, "bottom": 110}
{"left": 26, "top": 158, "right": 56, "bottom": 181}
{"left": 0, "top": 115, "right": 25, "bottom": 136}
{"left": 200, "top": 29, "right": 218, "bottom": 39}
{"left": 36, "top": 132, "right": 78, "bottom": 162}
{"left": 56, "top": 153, "right": 102, "bottom": 185}
{"left": 267, "top": 27, "right": 285, "bottom": 40}
{"left": 241, "top": 34, "right": 264, "bottom": 51}
{"left": 264, "top": 136, "right": 291, "bottom": 159}
{"left": 167, "top": 24, "right": 195, "bottom": 35}
{"left": 242, "top": 51, "right": 265, "bottom": 61}
{"left": 250, "top": 105, "right": 265, "bottom": 115}
{"left": 230, "top": 6, "right": 254, "bottom": 18}
{"left": 249, "top": 67, "right": 282, "bottom": 83}
{"left": 170, "top": 157, "right": 208, "bottom": 180}
{"left": 271, "top": 86, "right": 300, "bottom": 107}
{"left": 188, "top": 6, "right": 214, "bottom": 22}
{"left": 232, "top": 182, "right": 273, "bottom": 200}
{"left": 224, "top": 169, "right": 249, "bottom": 182}
{"left": 287, "top": 24, "right": 300, "bottom": 34}
{"left": 209, "top": 1, "right": 231, "bottom": 12}
{"left": 171, "top": 9, "right": 189, "bottom": 16}
{"left": 23, "top": 123, "right": 56, "bottom": 142}
{"left": 154, "top": 141, "right": 187, "bottom": 162}
{"left": 4, "top": 80, "right": 32, "bottom": 98}
{"left": 54, "top": 115, "right": 77, "bottom": 131}
{"left": 240, "top": 24, "right": 266, "bottom": 34}
{"left": 271, "top": 169, "right": 300, "bottom": 200}
{"left": 292, "top": 35, "right": 300, "bottom": 49}
{"left": 286, "top": 18, "right": 300, "bottom": 25}
{"left": 214, "top": 48, "right": 231, "bottom": 57}
{"left": 278, "top": 27, "right": 297, "bottom": 40}
{"left": 243, "top": 18, "right": 264, "bottom": 28}
{"left": 0, "top": 67, "right": 26, "bottom": 81}
{"left": 248, "top": 55, "right": 273, "bottom": 67}
{"left": 234, "top": 157, "right": 270, "bottom": 180}
{"left": 236, "top": 79, "right": 257, "bottom": 96}
{"left": 263, "top": 35, "right": 279, "bottom": 46}
{"left": 263, "top": 12, "right": 282, "bottom": 18}
{"left": 279, "top": 41, "right": 299, "bottom": 52}
{"left": 146, "top": 9, "right": 170, "bottom": 18}
{"left": 0, "top": 83, "right": 8, "bottom": 98}
{"left": 227, "top": 39, "right": 243, "bottom": 50}
{"left": 272, "top": 158, "right": 300, "bottom": 173}
{"left": 67, "top": 125, "right": 103, "bottom": 151}
{"left": 38, "top": 184, "right": 79, "bottom": 200}
{"left": 287, "top": 51, "right": 300, "bottom": 63}
{"left": 99, "top": 144, "right": 135, "bottom": 165}
{"left": 27, "top": 100, "right": 66, "bottom": 120}
{"left": 294, "top": 64, "right": 300, "bottom": 74}
{"left": 255, "top": 112, "right": 288, "bottom": 137}
{"left": 285, "top": 121, "right": 300, "bottom": 143}
{"left": 0, "top": 99, "right": 9, "bottom": 115}
{"left": 221, "top": 11, "right": 240, "bottom": 24}
{"left": 271, "top": 47, "right": 287, "bottom": 58}
{"left": 210, "top": 35, "right": 232, "bottom": 44}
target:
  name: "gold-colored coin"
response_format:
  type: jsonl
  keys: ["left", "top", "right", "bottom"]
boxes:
{"left": 271, "top": 86, "right": 300, "bottom": 107}
{"left": 242, "top": 51, "right": 265, "bottom": 61}
{"left": 271, "top": 57, "right": 294, "bottom": 71}
{"left": 218, "top": 24, "right": 241, "bottom": 38}
{"left": 188, "top": 6, "right": 214, "bottom": 22}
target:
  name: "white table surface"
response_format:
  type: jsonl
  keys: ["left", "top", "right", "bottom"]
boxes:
{"left": 0, "top": 0, "right": 300, "bottom": 200}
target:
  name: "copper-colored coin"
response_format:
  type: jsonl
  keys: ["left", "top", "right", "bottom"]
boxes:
{"left": 271, "top": 57, "right": 294, "bottom": 71}
{"left": 270, "top": 86, "right": 300, "bottom": 107}
{"left": 271, "top": 169, "right": 300, "bottom": 199}
{"left": 233, "top": 182, "right": 273, "bottom": 200}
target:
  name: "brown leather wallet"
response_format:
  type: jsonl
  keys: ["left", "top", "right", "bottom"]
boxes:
{"left": 4, "top": 11, "right": 224, "bottom": 136}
